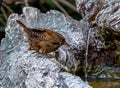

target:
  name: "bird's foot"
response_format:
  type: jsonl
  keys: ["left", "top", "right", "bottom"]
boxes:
{"left": 44, "top": 53, "right": 58, "bottom": 60}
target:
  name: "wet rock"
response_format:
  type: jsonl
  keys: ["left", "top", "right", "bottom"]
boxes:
{"left": 76, "top": 0, "right": 107, "bottom": 21}
{"left": 96, "top": 0, "right": 120, "bottom": 31}
{"left": 59, "top": 72, "right": 91, "bottom": 88}
{"left": 0, "top": 7, "right": 92, "bottom": 88}
{"left": 76, "top": 0, "right": 120, "bottom": 77}
{"left": 91, "top": 66, "right": 120, "bottom": 79}
{"left": 95, "top": 0, "right": 120, "bottom": 67}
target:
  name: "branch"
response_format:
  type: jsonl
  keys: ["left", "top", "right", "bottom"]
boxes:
{"left": 0, "top": 6, "right": 7, "bottom": 21}
{"left": 52, "top": 0, "right": 69, "bottom": 16}
{"left": 2, "top": 2, "right": 14, "bottom": 13}
{"left": 24, "top": 0, "right": 29, "bottom": 6}
{"left": 57, "top": 0, "right": 79, "bottom": 13}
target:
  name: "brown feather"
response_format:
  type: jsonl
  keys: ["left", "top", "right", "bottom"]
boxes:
{"left": 16, "top": 20, "right": 69, "bottom": 53}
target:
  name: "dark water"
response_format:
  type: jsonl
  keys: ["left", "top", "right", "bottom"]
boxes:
{"left": 88, "top": 78, "right": 120, "bottom": 88}
{"left": 81, "top": 76, "right": 120, "bottom": 88}
{"left": 89, "top": 81, "right": 120, "bottom": 88}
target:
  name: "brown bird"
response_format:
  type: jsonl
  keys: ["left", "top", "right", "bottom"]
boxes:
{"left": 16, "top": 20, "right": 69, "bottom": 54}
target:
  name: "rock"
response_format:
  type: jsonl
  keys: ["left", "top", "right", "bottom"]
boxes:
{"left": 0, "top": 7, "right": 92, "bottom": 88}
{"left": 76, "top": 0, "right": 120, "bottom": 77}
{"left": 59, "top": 72, "right": 91, "bottom": 88}
{"left": 95, "top": 0, "right": 120, "bottom": 67}
{"left": 91, "top": 66, "right": 120, "bottom": 79}
{"left": 75, "top": 0, "right": 107, "bottom": 21}
{"left": 96, "top": 0, "right": 120, "bottom": 31}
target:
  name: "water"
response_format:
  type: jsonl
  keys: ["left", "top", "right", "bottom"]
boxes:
{"left": 81, "top": 76, "right": 120, "bottom": 88}
{"left": 88, "top": 78, "right": 120, "bottom": 88}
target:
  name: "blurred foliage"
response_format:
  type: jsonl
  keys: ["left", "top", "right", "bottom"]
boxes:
{"left": 0, "top": 0, "right": 82, "bottom": 32}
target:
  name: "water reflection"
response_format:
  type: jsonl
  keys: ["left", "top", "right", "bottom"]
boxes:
{"left": 89, "top": 81, "right": 120, "bottom": 88}
{"left": 88, "top": 78, "right": 120, "bottom": 88}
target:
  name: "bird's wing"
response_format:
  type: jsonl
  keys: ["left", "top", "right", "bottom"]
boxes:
{"left": 31, "top": 28, "right": 45, "bottom": 32}
{"left": 31, "top": 28, "right": 47, "bottom": 40}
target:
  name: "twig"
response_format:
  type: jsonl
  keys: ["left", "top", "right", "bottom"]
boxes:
{"left": 24, "top": 0, "right": 29, "bottom": 6}
{"left": 15, "top": 1, "right": 24, "bottom": 5}
{"left": 15, "top": 0, "right": 29, "bottom": 6}
{"left": 57, "top": 0, "right": 79, "bottom": 13}
{"left": 52, "top": 0, "right": 69, "bottom": 16}
{"left": 0, "top": 6, "right": 7, "bottom": 21}
{"left": 2, "top": 2, "right": 14, "bottom": 13}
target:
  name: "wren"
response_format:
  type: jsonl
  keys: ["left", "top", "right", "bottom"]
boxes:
{"left": 16, "top": 20, "right": 69, "bottom": 54}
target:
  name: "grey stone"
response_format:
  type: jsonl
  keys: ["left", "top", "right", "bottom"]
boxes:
{"left": 0, "top": 7, "right": 92, "bottom": 88}
{"left": 96, "top": 0, "right": 120, "bottom": 31}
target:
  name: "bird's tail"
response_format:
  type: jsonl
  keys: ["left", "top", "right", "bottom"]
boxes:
{"left": 16, "top": 20, "right": 31, "bottom": 35}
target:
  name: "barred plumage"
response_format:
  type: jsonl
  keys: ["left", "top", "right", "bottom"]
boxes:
{"left": 16, "top": 20, "right": 69, "bottom": 54}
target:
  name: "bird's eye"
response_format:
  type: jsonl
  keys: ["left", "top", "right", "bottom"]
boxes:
{"left": 62, "top": 38, "right": 65, "bottom": 42}
{"left": 60, "top": 38, "right": 65, "bottom": 44}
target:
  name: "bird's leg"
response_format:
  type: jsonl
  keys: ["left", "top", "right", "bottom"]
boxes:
{"left": 45, "top": 53, "right": 55, "bottom": 58}
{"left": 39, "top": 48, "right": 45, "bottom": 54}
{"left": 28, "top": 46, "right": 32, "bottom": 50}
{"left": 28, "top": 45, "right": 38, "bottom": 54}
{"left": 46, "top": 51, "right": 59, "bottom": 60}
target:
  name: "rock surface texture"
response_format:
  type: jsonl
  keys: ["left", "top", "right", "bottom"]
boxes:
{"left": 0, "top": 7, "right": 92, "bottom": 88}
{"left": 76, "top": 0, "right": 120, "bottom": 78}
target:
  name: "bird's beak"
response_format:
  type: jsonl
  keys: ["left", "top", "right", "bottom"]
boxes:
{"left": 63, "top": 41, "right": 70, "bottom": 47}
